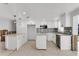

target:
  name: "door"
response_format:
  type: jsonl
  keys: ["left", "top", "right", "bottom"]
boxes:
{"left": 27, "top": 24, "right": 36, "bottom": 40}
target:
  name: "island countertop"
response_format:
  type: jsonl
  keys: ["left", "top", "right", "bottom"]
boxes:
{"left": 3, "top": 33, "right": 25, "bottom": 36}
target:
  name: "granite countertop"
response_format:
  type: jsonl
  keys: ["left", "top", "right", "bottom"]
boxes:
{"left": 56, "top": 33, "right": 72, "bottom": 36}
{"left": 55, "top": 32, "right": 72, "bottom": 36}
{"left": 37, "top": 32, "right": 72, "bottom": 36}
{"left": 3, "top": 33, "right": 25, "bottom": 36}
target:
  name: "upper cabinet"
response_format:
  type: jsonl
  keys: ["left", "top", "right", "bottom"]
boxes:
{"left": 65, "top": 13, "right": 71, "bottom": 27}
{"left": 60, "top": 13, "right": 71, "bottom": 27}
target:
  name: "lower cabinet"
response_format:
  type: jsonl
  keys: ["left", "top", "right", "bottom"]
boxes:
{"left": 5, "top": 35, "right": 17, "bottom": 50}
{"left": 56, "top": 34, "right": 71, "bottom": 50}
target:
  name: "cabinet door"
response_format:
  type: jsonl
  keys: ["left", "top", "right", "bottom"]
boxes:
{"left": 36, "top": 35, "right": 47, "bottom": 49}
{"left": 61, "top": 36, "right": 71, "bottom": 50}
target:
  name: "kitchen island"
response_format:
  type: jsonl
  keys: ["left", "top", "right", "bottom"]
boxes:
{"left": 56, "top": 33, "right": 71, "bottom": 50}
{"left": 5, "top": 33, "right": 27, "bottom": 50}
{"left": 36, "top": 33, "right": 47, "bottom": 49}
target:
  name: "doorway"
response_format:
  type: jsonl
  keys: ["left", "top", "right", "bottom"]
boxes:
{"left": 27, "top": 24, "right": 36, "bottom": 41}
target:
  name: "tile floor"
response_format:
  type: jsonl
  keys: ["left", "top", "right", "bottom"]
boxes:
{"left": 0, "top": 41, "right": 78, "bottom": 56}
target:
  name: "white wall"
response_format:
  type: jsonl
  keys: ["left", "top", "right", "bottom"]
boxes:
{"left": 16, "top": 19, "right": 28, "bottom": 33}
{"left": 16, "top": 19, "right": 27, "bottom": 45}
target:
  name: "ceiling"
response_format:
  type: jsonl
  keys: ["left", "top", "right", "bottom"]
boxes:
{"left": 0, "top": 3, "right": 79, "bottom": 21}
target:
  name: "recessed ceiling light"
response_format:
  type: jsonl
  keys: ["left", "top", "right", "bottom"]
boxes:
{"left": 23, "top": 11, "right": 26, "bottom": 15}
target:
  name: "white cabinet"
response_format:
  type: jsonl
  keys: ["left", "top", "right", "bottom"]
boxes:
{"left": 72, "top": 15, "right": 78, "bottom": 35}
{"left": 65, "top": 13, "right": 71, "bottom": 27}
{"left": 36, "top": 35, "right": 47, "bottom": 49}
{"left": 60, "top": 35, "right": 71, "bottom": 50}
{"left": 5, "top": 35, "right": 17, "bottom": 50}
